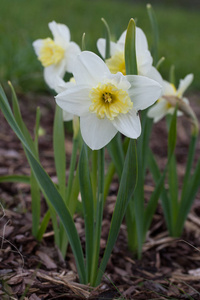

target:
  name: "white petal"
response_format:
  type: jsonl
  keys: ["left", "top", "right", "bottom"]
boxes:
{"left": 44, "top": 60, "right": 66, "bottom": 89}
{"left": 135, "top": 27, "right": 153, "bottom": 75}
{"left": 97, "top": 39, "right": 119, "bottom": 58}
{"left": 147, "top": 100, "right": 168, "bottom": 123}
{"left": 144, "top": 66, "right": 163, "bottom": 87}
{"left": 63, "top": 110, "right": 74, "bottom": 122}
{"left": 64, "top": 42, "right": 81, "bottom": 73}
{"left": 54, "top": 76, "right": 75, "bottom": 93}
{"left": 55, "top": 85, "right": 91, "bottom": 116}
{"left": 117, "top": 30, "right": 126, "bottom": 44}
{"left": 116, "top": 27, "right": 149, "bottom": 54}
{"left": 135, "top": 27, "right": 149, "bottom": 53}
{"left": 80, "top": 114, "right": 117, "bottom": 150}
{"left": 110, "top": 42, "right": 124, "bottom": 55}
{"left": 137, "top": 50, "right": 153, "bottom": 75}
{"left": 107, "top": 72, "right": 131, "bottom": 90}
{"left": 96, "top": 38, "right": 106, "bottom": 58}
{"left": 126, "top": 75, "right": 162, "bottom": 110}
{"left": 112, "top": 109, "right": 141, "bottom": 139}
{"left": 177, "top": 73, "right": 193, "bottom": 96}
{"left": 32, "top": 39, "right": 43, "bottom": 57}
{"left": 72, "top": 51, "right": 110, "bottom": 86}
{"left": 48, "top": 21, "right": 70, "bottom": 46}
{"left": 162, "top": 80, "right": 176, "bottom": 95}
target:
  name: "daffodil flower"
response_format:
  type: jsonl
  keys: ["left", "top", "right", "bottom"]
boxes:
{"left": 56, "top": 51, "right": 162, "bottom": 150}
{"left": 33, "top": 21, "right": 81, "bottom": 90}
{"left": 97, "top": 27, "right": 162, "bottom": 85}
{"left": 147, "top": 74, "right": 193, "bottom": 123}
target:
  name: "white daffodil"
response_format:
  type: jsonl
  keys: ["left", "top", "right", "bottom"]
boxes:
{"left": 147, "top": 74, "right": 193, "bottom": 123}
{"left": 33, "top": 21, "right": 81, "bottom": 90}
{"left": 56, "top": 51, "right": 162, "bottom": 150}
{"left": 97, "top": 27, "right": 162, "bottom": 85}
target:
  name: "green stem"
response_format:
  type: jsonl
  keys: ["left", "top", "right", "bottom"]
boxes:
{"left": 125, "top": 196, "right": 138, "bottom": 254}
{"left": 180, "top": 133, "right": 197, "bottom": 202}
{"left": 91, "top": 150, "right": 98, "bottom": 214}
{"left": 90, "top": 148, "right": 105, "bottom": 285}
{"left": 104, "top": 162, "right": 115, "bottom": 203}
{"left": 174, "top": 133, "right": 198, "bottom": 236}
{"left": 66, "top": 135, "right": 79, "bottom": 205}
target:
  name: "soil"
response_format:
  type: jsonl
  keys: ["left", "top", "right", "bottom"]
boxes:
{"left": 0, "top": 91, "right": 200, "bottom": 299}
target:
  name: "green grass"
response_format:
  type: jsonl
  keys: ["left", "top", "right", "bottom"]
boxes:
{"left": 0, "top": 0, "right": 199, "bottom": 93}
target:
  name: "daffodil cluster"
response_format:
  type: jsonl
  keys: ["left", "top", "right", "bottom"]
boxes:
{"left": 33, "top": 20, "right": 195, "bottom": 150}
{"left": 33, "top": 20, "right": 165, "bottom": 150}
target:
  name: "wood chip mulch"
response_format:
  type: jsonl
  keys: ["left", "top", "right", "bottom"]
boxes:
{"left": 0, "top": 92, "right": 200, "bottom": 299}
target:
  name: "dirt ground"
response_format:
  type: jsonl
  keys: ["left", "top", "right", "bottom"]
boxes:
{"left": 0, "top": 91, "right": 200, "bottom": 299}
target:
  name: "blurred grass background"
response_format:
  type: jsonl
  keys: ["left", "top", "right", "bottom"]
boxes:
{"left": 0, "top": 0, "right": 199, "bottom": 94}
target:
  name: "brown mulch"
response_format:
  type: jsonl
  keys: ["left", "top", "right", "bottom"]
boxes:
{"left": 0, "top": 92, "right": 200, "bottom": 299}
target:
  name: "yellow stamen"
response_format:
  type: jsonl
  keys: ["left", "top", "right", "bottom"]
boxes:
{"left": 39, "top": 38, "right": 65, "bottom": 67}
{"left": 89, "top": 83, "right": 133, "bottom": 120}
{"left": 106, "top": 51, "right": 126, "bottom": 75}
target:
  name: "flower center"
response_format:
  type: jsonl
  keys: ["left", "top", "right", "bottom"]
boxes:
{"left": 106, "top": 51, "right": 126, "bottom": 75}
{"left": 39, "top": 38, "right": 65, "bottom": 67}
{"left": 89, "top": 83, "right": 133, "bottom": 120}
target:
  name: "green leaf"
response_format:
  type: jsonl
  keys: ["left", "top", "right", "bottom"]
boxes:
{"left": 95, "top": 139, "right": 137, "bottom": 285}
{"left": 168, "top": 154, "right": 179, "bottom": 229}
{"left": 0, "top": 86, "right": 36, "bottom": 158}
{"left": 82, "top": 32, "right": 86, "bottom": 51}
{"left": 0, "top": 86, "right": 86, "bottom": 284}
{"left": 30, "top": 171, "right": 41, "bottom": 237}
{"left": 31, "top": 106, "right": 42, "bottom": 238}
{"left": 79, "top": 143, "right": 94, "bottom": 282}
{"left": 66, "top": 135, "right": 79, "bottom": 206}
{"left": 101, "top": 18, "right": 111, "bottom": 59}
{"left": 125, "top": 196, "right": 138, "bottom": 252}
{"left": 53, "top": 105, "right": 66, "bottom": 199}
{"left": 24, "top": 147, "right": 86, "bottom": 282}
{"left": 146, "top": 3, "right": 159, "bottom": 65}
{"left": 125, "top": 18, "right": 138, "bottom": 75}
{"left": 144, "top": 163, "right": 167, "bottom": 235}
{"left": 156, "top": 57, "right": 165, "bottom": 70}
{"left": 106, "top": 133, "right": 124, "bottom": 177}
{"left": 0, "top": 174, "right": 30, "bottom": 183}
{"left": 104, "top": 162, "right": 115, "bottom": 202}
{"left": 147, "top": 148, "right": 171, "bottom": 233}
{"left": 147, "top": 107, "right": 178, "bottom": 236}
{"left": 68, "top": 164, "right": 80, "bottom": 215}
{"left": 180, "top": 134, "right": 198, "bottom": 204}
{"left": 9, "top": 81, "right": 36, "bottom": 154}
{"left": 37, "top": 210, "right": 51, "bottom": 241}
{"left": 168, "top": 105, "right": 177, "bottom": 160}
{"left": 90, "top": 148, "right": 105, "bottom": 286}
{"left": 169, "top": 65, "right": 176, "bottom": 86}
{"left": 131, "top": 111, "right": 152, "bottom": 258}
{"left": 34, "top": 107, "right": 41, "bottom": 155}
{"left": 175, "top": 159, "right": 200, "bottom": 236}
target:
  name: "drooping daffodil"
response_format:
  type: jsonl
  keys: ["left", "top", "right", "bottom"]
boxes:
{"left": 33, "top": 21, "right": 81, "bottom": 90}
{"left": 147, "top": 74, "right": 194, "bottom": 123}
{"left": 56, "top": 51, "right": 162, "bottom": 150}
{"left": 97, "top": 27, "right": 162, "bottom": 85}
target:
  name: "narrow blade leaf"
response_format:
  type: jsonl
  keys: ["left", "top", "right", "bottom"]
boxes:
{"left": 95, "top": 139, "right": 137, "bottom": 285}
{"left": 125, "top": 18, "right": 138, "bottom": 75}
